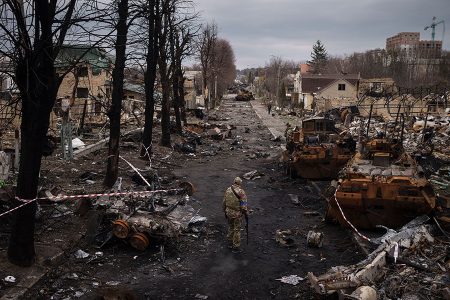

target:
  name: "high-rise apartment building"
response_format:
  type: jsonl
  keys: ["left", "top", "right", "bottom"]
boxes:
{"left": 386, "top": 32, "right": 442, "bottom": 58}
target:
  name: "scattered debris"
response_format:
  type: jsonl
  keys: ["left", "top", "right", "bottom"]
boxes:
{"left": 71, "top": 138, "right": 85, "bottom": 150}
{"left": 74, "top": 249, "right": 90, "bottom": 259}
{"left": 242, "top": 170, "right": 264, "bottom": 180}
{"left": 350, "top": 286, "right": 377, "bottom": 300}
{"left": 306, "top": 231, "right": 323, "bottom": 248}
{"left": 276, "top": 275, "right": 305, "bottom": 286}
{"left": 3, "top": 276, "right": 16, "bottom": 283}
{"left": 275, "top": 229, "right": 295, "bottom": 247}
{"left": 307, "top": 218, "right": 448, "bottom": 299}
{"left": 288, "top": 194, "right": 299, "bottom": 205}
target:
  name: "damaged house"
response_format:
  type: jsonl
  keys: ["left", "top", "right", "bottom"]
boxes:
{"left": 296, "top": 73, "right": 360, "bottom": 111}
{"left": 122, "top": 82, "right": 146, "bottom": 119}
{"left": 55, "top": 45, "right": 114, "bottom": 123}
{"left": 184, "top": 70, "right": 203, "bottom": 109}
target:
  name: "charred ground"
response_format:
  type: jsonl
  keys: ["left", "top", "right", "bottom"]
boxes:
{"left": 1, "top": 97, "right": 363, "bottom": 299}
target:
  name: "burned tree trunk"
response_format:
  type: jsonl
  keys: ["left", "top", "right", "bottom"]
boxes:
{"left": 8, "top": 50, "right": 59, "bottom": 266}
{"left": 179, "top": 72, "right": 187, "bottom": 124}
{"left": 158, "top": 0, "right": 171, "bottom": 147}
{"left": 172, "top": 78, "right": 182, "bottom": 134}
{"left": 158, "top": 56, "right": 172, "bottom": 147}
{"left": 104, "top": 0, "right": 129, "bottom": 187}
{"left": 3, "top": 0, "right": 101, "bottom": 266}
{"left": 170, "top": 26, "right": 182, "bottom": 134}
{"left": 141, "top": 0, "right": 159, "bottom": 157}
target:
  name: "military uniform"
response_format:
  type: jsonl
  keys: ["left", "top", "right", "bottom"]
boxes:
{"left": 222, "top": 178, "right": 248, "bottom": 250}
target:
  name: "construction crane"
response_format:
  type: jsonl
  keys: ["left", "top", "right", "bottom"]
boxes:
{"left": 424, "top": 16, "right": 445, "bottom": 47}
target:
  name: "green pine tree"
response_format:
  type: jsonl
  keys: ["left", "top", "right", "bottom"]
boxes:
{"left": 308, "top": 40, "right": 328, "bottom": 74}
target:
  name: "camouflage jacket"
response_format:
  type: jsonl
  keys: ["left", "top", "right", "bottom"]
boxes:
{"left": 222, "top": 184, "right": 248, "bottom": 219}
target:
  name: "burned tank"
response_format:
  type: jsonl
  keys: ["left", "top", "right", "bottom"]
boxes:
{"left": 235, "top": 90, "right": 254, "bottom": 101}
{"left": 326, "top": 137, "right": 436, "bottom": 229}
{"left": 282, "top": 117, "right": 356, "bottom": 179}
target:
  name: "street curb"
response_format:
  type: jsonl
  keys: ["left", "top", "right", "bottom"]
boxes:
{"left": 1, "top": 265, "right": 48, "bottom": 300}
{"left": 0, "top": 229, "right": 84, "bottom": 299}
{"left": 250, "top": 100, "right": 286, "bottom": 151}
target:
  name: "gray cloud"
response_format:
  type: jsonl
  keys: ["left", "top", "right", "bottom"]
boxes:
{"left": 194, "top": 0, "right": 450, "bottom": 68}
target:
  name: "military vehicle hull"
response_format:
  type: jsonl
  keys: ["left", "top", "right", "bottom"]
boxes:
{"left": 288, "top": 147, "right": 353, "bottom": 179}
{"left": 326, "top": 140, "right": 436, "bottom": 229}
{"left": 283, "top": 117, "right": 356, "bottom": 180}
{"left": 327, "top": 177, "right": 435, "bottom": 229}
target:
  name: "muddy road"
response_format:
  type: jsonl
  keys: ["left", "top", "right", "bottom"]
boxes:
{"left": 25, "top": 97, "right": 363, "bottom": 299}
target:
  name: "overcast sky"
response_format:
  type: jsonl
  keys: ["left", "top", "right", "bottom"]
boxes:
{"left": 193, "top": 0, "right": 450, "bottom": 69}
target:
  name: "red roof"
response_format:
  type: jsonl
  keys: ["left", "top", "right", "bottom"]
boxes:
{"left": 300, "top": 64, "right": 311, "bottom": 74}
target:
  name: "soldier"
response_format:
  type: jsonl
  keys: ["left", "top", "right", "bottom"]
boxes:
{"left": 222, "top": 177, "right": 248, "bottom": 253}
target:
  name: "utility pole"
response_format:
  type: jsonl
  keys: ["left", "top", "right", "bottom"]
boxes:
{"left": 276, "top": 64, "right": 281, "bottom": 107}
{"left": 214, "top": 74, "right": 217, "bottom": 102}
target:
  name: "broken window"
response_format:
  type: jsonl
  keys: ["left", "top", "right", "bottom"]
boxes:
{"left": 95, "top": 99, "right": 102, "bottom": 115}
{"left": 77, "top": 67, "right": 89, "bottom": 77}
{"left": 303, "top": 121, "right": 315, "bottom": 132}
{"left": 76, "top": 87, "right": 89, "bottom": 98}
{"left": 338, "top": 84, "right": 346, "bottom": 91}
{"left": 316, "top": 121, "right": 324, "bottom": 131}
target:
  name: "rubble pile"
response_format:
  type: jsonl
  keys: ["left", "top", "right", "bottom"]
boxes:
{"left": 308, "top": 218, "right": 450, "bottom": 299}
{"left": 173, "top": 123, "right": 235, "bottom": 155}
{"left": 342, "top": 115, "right": 450, "bottom": 158}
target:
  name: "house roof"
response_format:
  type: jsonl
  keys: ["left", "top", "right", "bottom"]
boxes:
{"left": 300, "top": 64, "right": 311, "bottom": 74}
{"left": 184, "top": 70, "right": 201, "bottom": 80}
{"left": 301, "top": 73, "right": 360, "bottom": 94}
{"left": 123, "top": 82, "right": 145, "bottom": 94}
{"left": 55, "top": 45, "right": 113, "bottom": 73}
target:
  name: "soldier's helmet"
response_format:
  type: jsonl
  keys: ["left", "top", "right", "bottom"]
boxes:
{"left": 234, "top": 177, "right": 242, "bottom": 185}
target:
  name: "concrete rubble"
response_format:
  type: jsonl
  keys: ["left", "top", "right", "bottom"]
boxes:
{"left": 307, "top": 217, "right": 450, "bottom": 299}
{"left": 0, "top": 94, "right": 448, "bottom": 298}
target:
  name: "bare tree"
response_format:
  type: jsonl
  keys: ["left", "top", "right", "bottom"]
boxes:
{"left": 0, "top": 0, "right": 104, "bottom": 266}
{"left": 140, "top": 0, "right": 160, "bottom": 157}
{"left": 263, "top": 57, "right": 297, "bottom": 106}
{"left": 157, "top": 0, "right": 172, "bottom": 147}
{"left": 210, "top": 38, "right": 236, "bottom": 104}
{"left": 104, "top": 0, "right": 131, "bottom": 187}
{"left": 169, "top": 8, "right": 197, "bottom": 132}
{"left": 197, "top": 22, "right": 217, "bottom": 109}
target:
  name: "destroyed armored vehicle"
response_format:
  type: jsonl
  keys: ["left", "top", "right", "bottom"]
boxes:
{"left": 104, "top": 182, "right": 199, "bottom": 251}
{"left": 235, "top": 90, "right": 254, "bottom": 101}
{"left": 282, "top": 117, "right": 356, "bottom": 179}
{"left": 326, "top": 137, "right": 436, "bottom": 229}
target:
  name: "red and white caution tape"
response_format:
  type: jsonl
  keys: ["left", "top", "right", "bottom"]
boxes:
{"left": 332, "top": 188, "right": 371, "bottom": 242}
{"left": 0, "top": 199, "right": 37, "bottom": 218}
{"left": 0, "top": 188, "right": 184, "bottom": 219}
